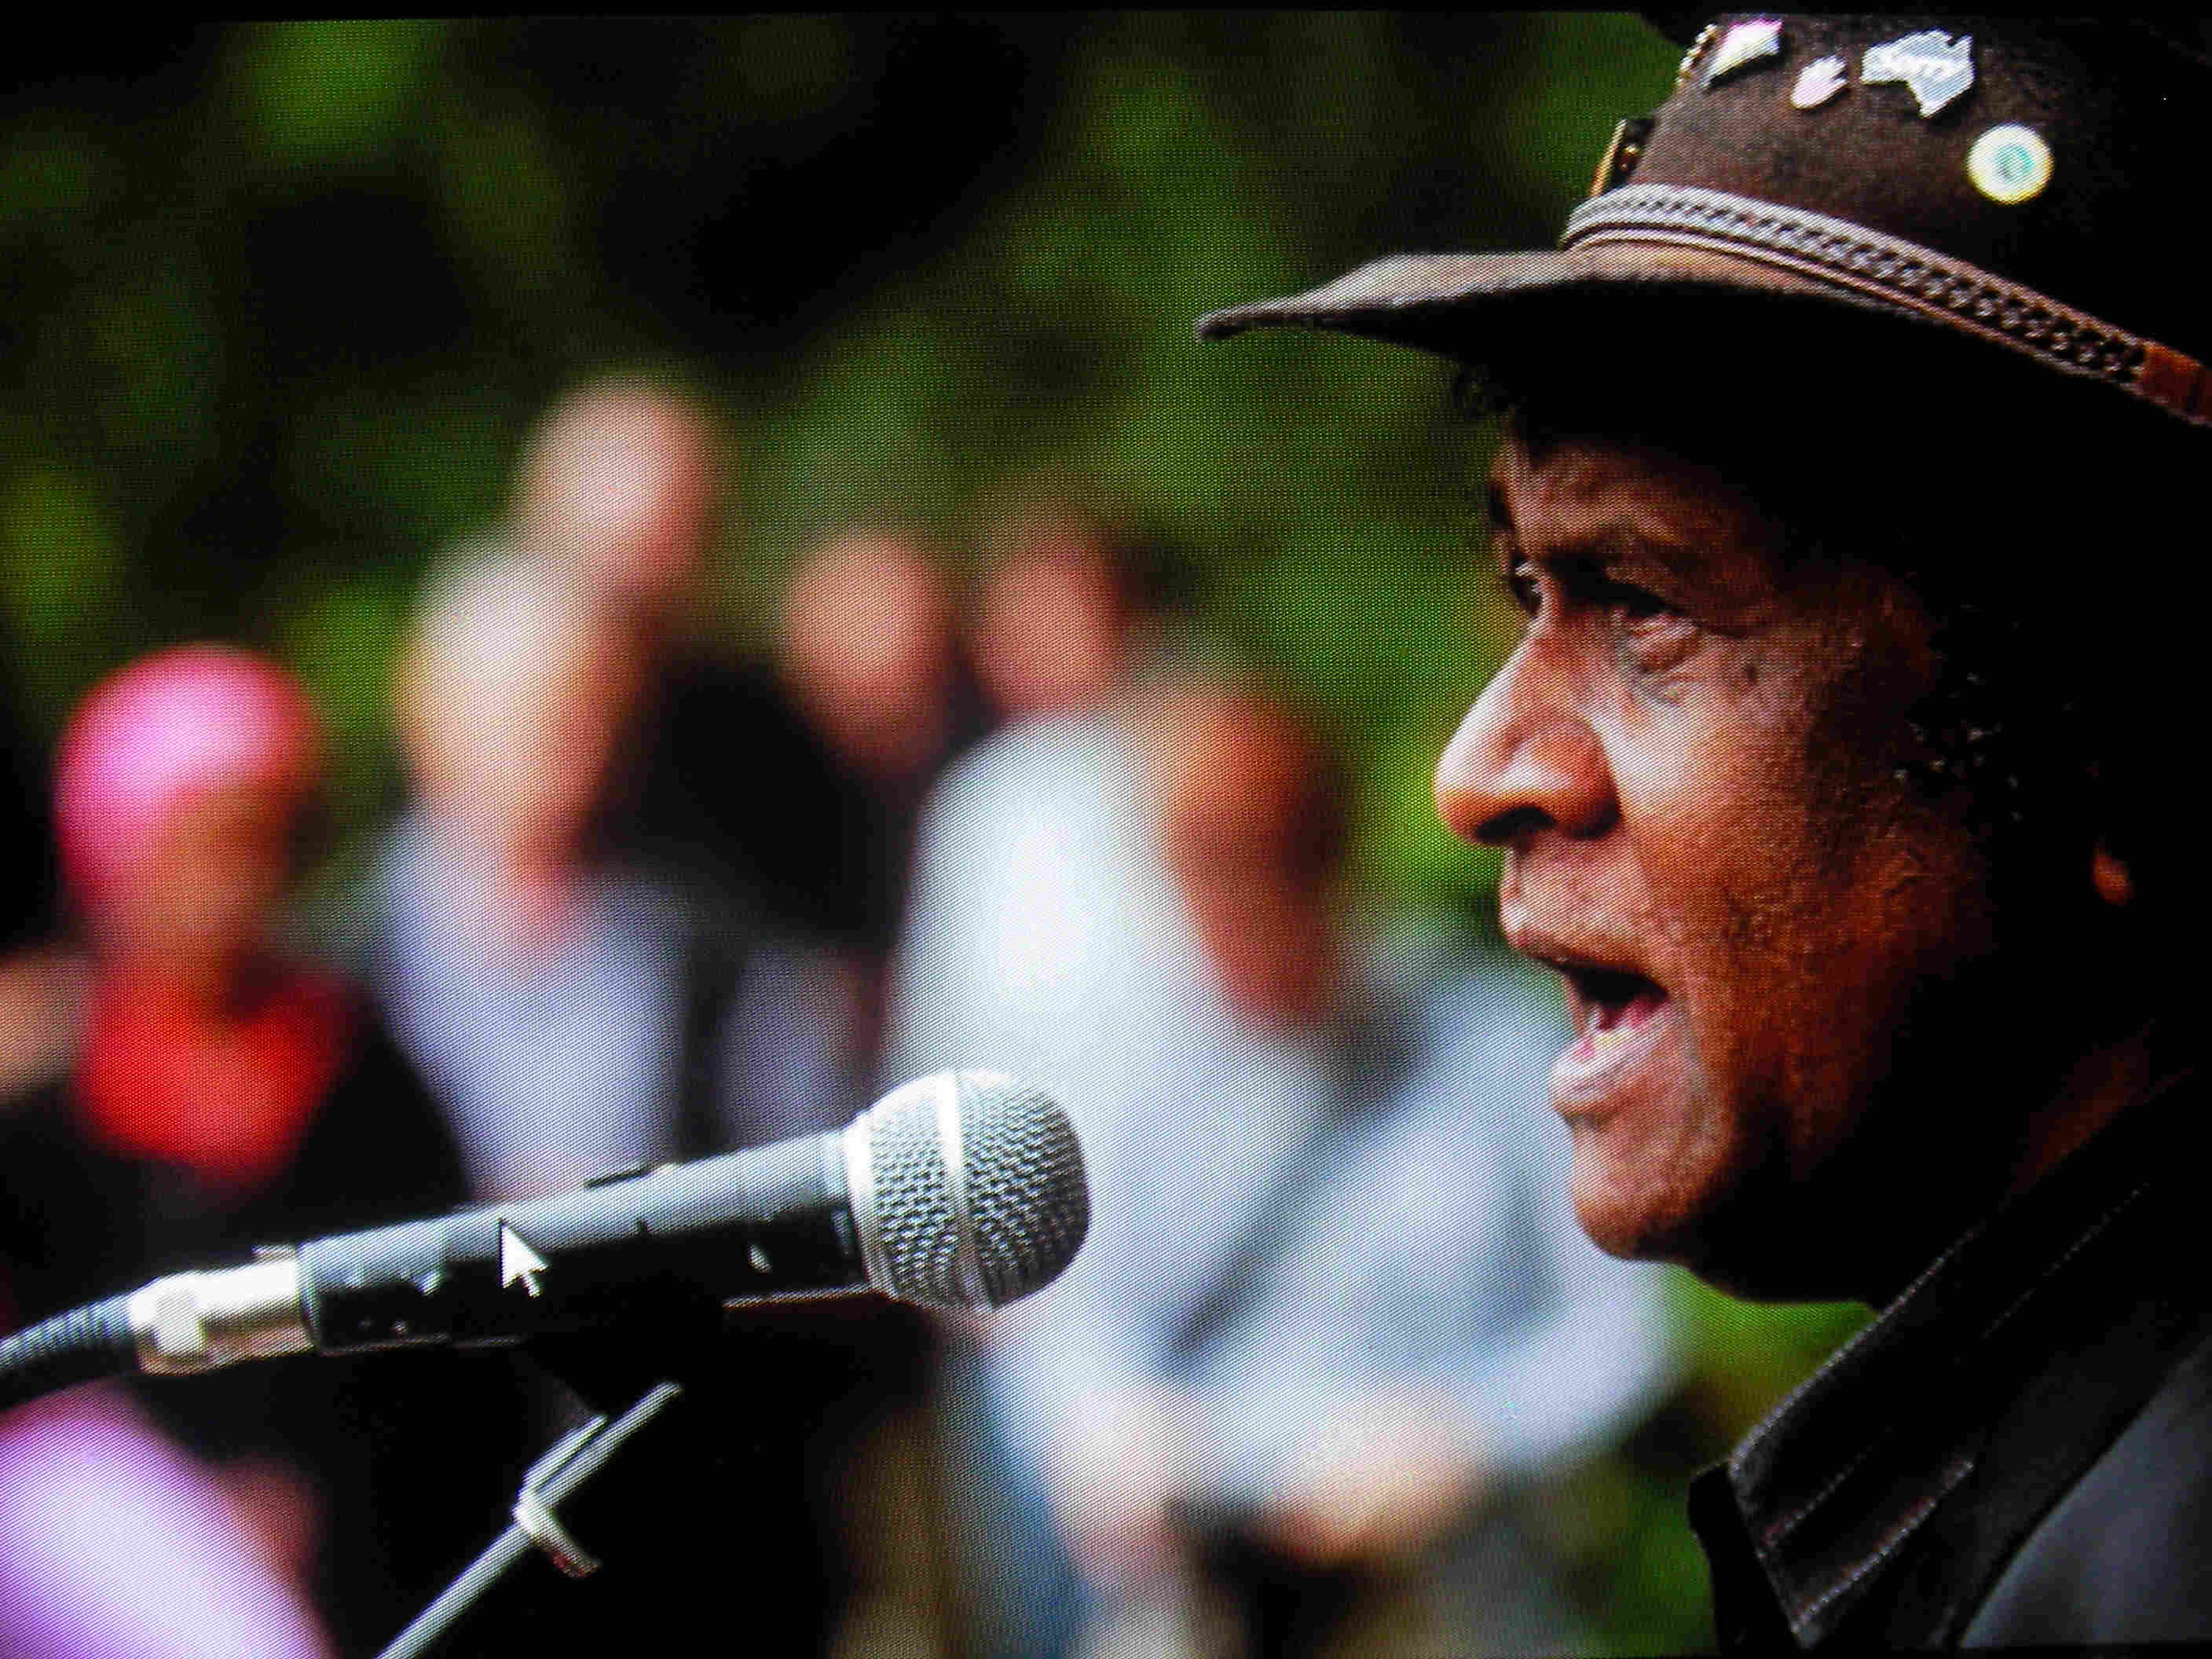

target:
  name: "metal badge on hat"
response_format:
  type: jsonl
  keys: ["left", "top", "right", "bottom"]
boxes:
{"left": 1967, "top": 123, "right": 2053, "bottom": 204}
{"left": 1860, "top": 30, "right": 1975, "bottom": 117}
{"left": 1701, "top": 18, "right": 1782, "bottom": 89}
{"left": 1791, "top": 56, "right": 1848, "bottom": 109}
{"left": 1589, "top": 115, "right": 1657, "bottom": 197}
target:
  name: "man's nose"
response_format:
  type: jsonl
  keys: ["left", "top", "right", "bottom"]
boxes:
{"left": 1434, "top": 646, "right": 1617, "bottom": 848}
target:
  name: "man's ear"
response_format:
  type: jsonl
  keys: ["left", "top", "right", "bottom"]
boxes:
{"left": 2092, "top": 840, "right": 2133, "bottom": 909}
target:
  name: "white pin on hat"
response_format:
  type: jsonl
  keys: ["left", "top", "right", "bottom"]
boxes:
{"left": 1792, "top": 56, "right": 1848, "bottom": 109}
{"left": 1862, "top": 30, "right": 1976, "bottom": 117}
{"left": 1703, "top": 19, "right": 1783, "bottom": 89}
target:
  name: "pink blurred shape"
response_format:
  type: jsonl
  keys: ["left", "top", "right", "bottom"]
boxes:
{"left": 53, "top": 646, "right": 322, "bottom": 916}
{"left": 0, "top": 1390, "right": 335, "bottom": 1659}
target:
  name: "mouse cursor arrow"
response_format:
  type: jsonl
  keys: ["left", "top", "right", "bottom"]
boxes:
{"left": 500, "top": 1221, "right": 549, "bottom": 1298}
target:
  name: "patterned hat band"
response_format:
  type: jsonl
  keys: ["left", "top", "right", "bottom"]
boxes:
{"left": 1561, "top": 183, "right": 2212, "bottom": 426}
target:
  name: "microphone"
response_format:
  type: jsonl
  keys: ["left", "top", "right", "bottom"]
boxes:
{"left": 90, "top": 1071, "right": 1086, "bottom": 1382}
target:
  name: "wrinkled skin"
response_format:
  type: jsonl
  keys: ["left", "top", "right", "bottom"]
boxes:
{"left": 1434, "top": 432, "right": 2138, "bottom": 1302}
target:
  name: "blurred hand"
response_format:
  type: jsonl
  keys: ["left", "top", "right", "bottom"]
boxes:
{"left": 1046, "top": 1386, "right": 1191, "bottom": 1591}
{"left": 1257, "top": 1394, "right": 1486, "bottom": 1570}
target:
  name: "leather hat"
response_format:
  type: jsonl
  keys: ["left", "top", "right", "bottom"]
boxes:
{"left": 1198, "top": 18, "right": 2212, "bottom": 429}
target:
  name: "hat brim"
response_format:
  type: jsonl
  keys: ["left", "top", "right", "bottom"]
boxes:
{"left": 1195, "top": 240, "right": 1918, "bottom": 360}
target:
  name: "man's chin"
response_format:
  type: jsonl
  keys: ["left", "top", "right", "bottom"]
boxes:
{"left": 1639, "top": 1163, "right": 1947, "bottom": 1306}
{"left": 1564, "top": 1150, "right": 1714, "bottom": 1269}
{"left": 1566, "top": 1135, "right": 1883, "bottom": 1302}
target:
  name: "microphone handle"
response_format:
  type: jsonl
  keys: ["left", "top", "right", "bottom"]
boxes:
{"left": 302, "top": 1131, "right": 869, "bottom": 1357}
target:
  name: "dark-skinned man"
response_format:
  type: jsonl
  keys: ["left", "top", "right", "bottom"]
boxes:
{"left": 1201, "top": 16, "right": 2212, "bottom": 1649}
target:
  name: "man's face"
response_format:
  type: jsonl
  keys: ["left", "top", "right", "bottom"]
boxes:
{"left": 1434, "top": 431, "right": 2000, "bottom": 1297}
{"left": 405, "top": 606, "right": 646, "bottom": 868}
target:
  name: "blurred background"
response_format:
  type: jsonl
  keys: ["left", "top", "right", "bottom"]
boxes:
{"left": 0, "top": 16, "right": 1876, "bottom": 1656}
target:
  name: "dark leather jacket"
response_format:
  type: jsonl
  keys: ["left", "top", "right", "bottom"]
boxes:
{"left": 1691, "top": 1074, "right": 2212, "bottom": 1648}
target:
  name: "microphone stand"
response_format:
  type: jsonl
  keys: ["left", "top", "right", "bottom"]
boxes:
{"left": 373, "top": 1287, "right": 925, "bottom": 1657}
{"left": 378, "top": 1377, "right": 690, "bottom": 1658}
{"left": 374, "top": 1291, "right": 744, "bottom": 1659}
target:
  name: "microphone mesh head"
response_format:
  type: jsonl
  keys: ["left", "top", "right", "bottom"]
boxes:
{"left": 855, "top": 1071, "right": 1089, "bottom": 1309}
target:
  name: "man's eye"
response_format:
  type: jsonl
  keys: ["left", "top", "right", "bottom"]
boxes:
{"left": 1500, "top": 550, "right": 1541, "bottom": 616}
{"left": 1595, "top": 577, "right": 1674, "bottom": 622}
{"left": 1544, "top": 562, "right": 1674, "bottom": 625}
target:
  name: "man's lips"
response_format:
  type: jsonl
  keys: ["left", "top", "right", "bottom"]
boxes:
{"left": 1506, "top": 928, "right": 1677, "bottom": 1111}
{"left": 1504, "top": 929, "right": 1665, "bottom": 1024}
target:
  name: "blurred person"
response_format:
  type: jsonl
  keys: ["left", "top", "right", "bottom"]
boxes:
{"left": 505, "top": 386, "right": 954, "bottom": 1647}
{"left": 509, "top": 377, "right": 899, "bottom": 961}
{"left": 0, "top": 643, "right": 530, "bottom": 1656}
{"left": 885, "top": 676, "right": 1672, "bottom": 1658}
{"left": 508, "top": 374, "right": 720, "bottom": 632}
{"left": 0, "top": 1388, "right": 335, "bottom": 1659}
{"left": 368, "top": 548, "right": 918, "bottom": 1654}
{"left": 375, "top": 547, "right": 848, "bottom": 1199}
{"left": 969, "top": 500, "right": 1179, "bottom": 723}
{"left": 778, "top": 528, "right": 963, "bottom": 802}
{"left": 775, "top": 526, "right": 974, "bottom": 1072}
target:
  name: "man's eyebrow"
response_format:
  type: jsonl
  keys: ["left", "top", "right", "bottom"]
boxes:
{"left": 1485, "top": 476, "right": 1702, "bottom": 566}
{"left": 1515, "top": 523, "right": 1708, "bottom": 579}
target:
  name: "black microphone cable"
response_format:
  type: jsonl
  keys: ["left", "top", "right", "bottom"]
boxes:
{"left": 0, "top": 1294, "right": 139, "bottom": 1414}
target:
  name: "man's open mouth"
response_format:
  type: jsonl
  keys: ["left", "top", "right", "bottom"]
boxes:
{"left": 1560, "top": 964, "right": 1669, "bottom": 1052}
{"left": 1504, "top": 926, "right": 1679, "bottom": 1103}
{"left": 1540, "top": 958, "right": 1676, "bottom": 1110}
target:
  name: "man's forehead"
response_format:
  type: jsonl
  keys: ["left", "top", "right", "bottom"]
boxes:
{"left": 1491, "top": 429, "right": 1776, "bottom": 556}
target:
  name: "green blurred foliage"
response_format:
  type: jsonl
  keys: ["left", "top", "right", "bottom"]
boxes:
{"left": 5, "top": 14, "right": 1686, "bottom": 886}
{"left": 0, "top": 16, "right": 1890, "bottom": 1647}
{"left": 235, "top": 20, "right": 444, "bottom": 167}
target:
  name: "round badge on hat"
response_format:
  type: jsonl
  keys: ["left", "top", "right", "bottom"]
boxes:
{"left": 1197, "top": 18, "right": 2212, "bottom": 427}
{"left": 1968, "top": 123, "right": 2053, "bottom": 203}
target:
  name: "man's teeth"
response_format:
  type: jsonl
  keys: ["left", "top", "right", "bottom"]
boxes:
{"left": 1591, "top": 1018, "right": 1635, "bottom": 1053}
